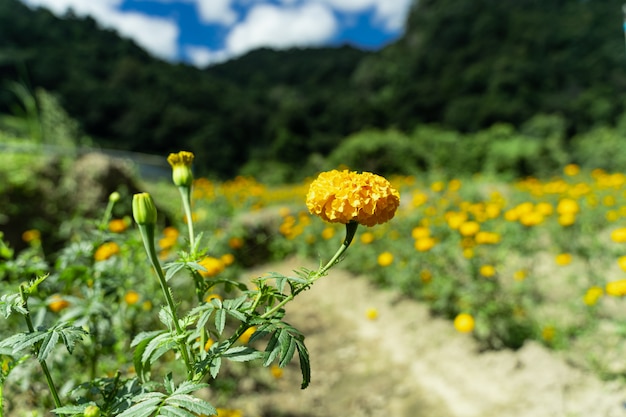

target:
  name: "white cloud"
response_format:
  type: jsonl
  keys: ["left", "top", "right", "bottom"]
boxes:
{"left": 185, "top": 45, "right": 231, "bottom": 67}
{"left": 194, "top": 0, "right": 237, "bottom": 25}
{"left": 226, "top": 3, "right": 338, "bottom": 56}
{"left": 318, "top": 0, "right": 412, "bottom": 32}
{"left": 19, "top": 0, "right": 180, "bottom": 60}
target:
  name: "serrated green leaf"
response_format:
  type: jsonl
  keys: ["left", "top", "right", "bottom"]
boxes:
{"left": 223, "top": 346, "right": 263, "bottom": 362}
{"left": 214, "top": 308, "right": 225, "bottom": 335}
{"left": 58, "top": 325, "right": 87, "bottom": 354}
{"left": 51, "top": 404, "right": 90, "bottom": 414}
{"left": 279, "top": 337, "right": 297, "bottom": 368}
{"left": 0, "top": 293, "right": 27, "bottom": 318}
{"left": 131, "top": 330, "right": 164, "bottom": 348}
{"left": 158, "top": 405, "right": 194, "bottom": 417}
{"left": 116, "top": 397, "right": 163, "bottom": 417}
{"left": 164, "top": 373, "right": 175, "bottom": 395}
{"left": 262, "top": 331, "right": 281, "bottom": 367}
{"left": 297, "top": 341, "right": 311, "bottom": 389}
{"left": 143, "top": 332, "right": 177, "bottom": 365}
{"left": 164, "top": 262, "right": 187, "bottom": 282}
{"left": 209, "top": 356, "right": 221, "bottom": 379}
{"left": 159, "top": 306, "right": 175, "bottom": 329}
{"left": 37, "top": 329, "right": 59, "bottom": 361}
{"left": 5, "top": 331, "right": 47, "bottom": 353}
{"left": 166, "top": 395, "right": 216, "bottom": 416}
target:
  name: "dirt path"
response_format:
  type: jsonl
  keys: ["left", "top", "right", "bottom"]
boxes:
{"left": 233, "top": 257, "right": 626, "bottom": 417}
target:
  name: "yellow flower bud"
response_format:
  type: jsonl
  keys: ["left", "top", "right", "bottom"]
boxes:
{"left": 83, "top": 405, "right": 101, "bottom": 417}
{"left": 132, "top": 193, "right": 157, "bottom": 225}
{"left": 167, "top": 151, "right": 194, "bottom": 187}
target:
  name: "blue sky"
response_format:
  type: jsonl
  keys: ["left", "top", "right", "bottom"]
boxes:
{"left": 18, "top": 0, "right": 413, "bottom": 67}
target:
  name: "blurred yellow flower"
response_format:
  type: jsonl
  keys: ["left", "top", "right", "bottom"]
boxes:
{"left": 238, "top": 326, "right": 256, "bottom": 344}
{"left": 204, "top": 338, "right": 214, "bottom": 352}
{"left": 124, "top": 290, "right": 140, "bottom": 305}
{"left": 479, "top": 265, "right": 496, "bottom": 278}
{"left": 365, "top": 308, "right": 378, "bottom": 320}
{"left": 556, "top": 198, "right": 579, "bottom": 216}
{"left": 583, "top": 286, "right": 603, "bottom": 306}
{"left": 414, "top": 236, "right": 436, "bottom": 252}
{"left": 94, "top": 242, "right": 120, "bottom": 261}
{"left": 108, "top": 219, "right": 128, "bottom": 233}
{"left": 555, "top": 253, "right": 572, "bottom": 266}
{"left": 221, "top": 253, "right": 235, "bottom": 266}
{"left": 453, "top": 313, "right": 475, "bottom": 333}
{"left": 377, "top": 251, "right": 394, "bottom": 267}
{"left": 459, "top": 221, "right": 480, "bottom": 237}
{"left": 228, "top": 237, "right": 244, "bottom": 249}
{"left": 541, "top": 325, "right": 555, "bottom": 343}
{"left": 21, "top": 229, "right": 41, "bottom": 243}
{"left": 475, "top": 231, "right": 501, "bottom": 245}
{"left": 420, "top": 270, "right": 433, "bottom": 283}
{"left": 557, "top": 213, "right": 576, "bottom": 227}
{"left": 360, "top": 232, "right": 375, "bottom": 244}
{"left": 270, "top": 364, "right": 284, "bottom": 379}
{"left": 431, "top": 181, "right": 445, "bottom": 192}
{"left": 198, "top": 256, "right": 225, "bottom": 278}
{"left": 617, "top": 256, "right": 626, "bottom": 271}
{"left": 306, "top": 170, "right": 400, "bottom": 227}
{"left": 321, "top": 227, "right": 335, "bottom": 240}
{"left": 513, "top": 270, "right": 527, "bottom": 282}
{"left": 606, "top": 279, "right": 626, "bottom": 296}
{"left": 563, "top": 164, "right": 580, "bottom": 176}
{"left": 611, "top": 228, "right": 626, "bottom": 243}
{"left": 411, "top": 226, "right": 430, "bottom": 239}
{"left": 48, "top": 295, "right": 70, "bottom": 313}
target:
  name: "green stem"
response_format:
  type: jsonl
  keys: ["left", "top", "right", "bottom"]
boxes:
{"left": 137, "top": 225, "right": 194, "bottom": 378}
{"left": 19, "top": 286, "right": 62, "bottom": 410}
{"left": 98, "top": 198, "right": 116, "bottom": 231}
{"left": 178, "top": 186, "right": 195, "bottom": 251}
{"left": 260, "top": 221, "right": 359, "bottom": 319}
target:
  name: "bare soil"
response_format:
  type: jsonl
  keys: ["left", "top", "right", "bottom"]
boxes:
{"left": 231, "top": 257, "right": 626, "bottom": 417}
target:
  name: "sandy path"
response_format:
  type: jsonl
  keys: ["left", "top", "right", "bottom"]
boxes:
{"left": 233, "top": 257, "right": 626, "bottom": 417}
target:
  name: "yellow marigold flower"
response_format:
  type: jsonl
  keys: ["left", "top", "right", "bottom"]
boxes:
{"left": 617, "top": 256, "right": 626, "bottom": 272}
{"left": 124, "top": 290, "right": 140, "bottom": 305}
{"left": 270, "top": 364, "right": 284, "bottom": 379}
{"left": 198, "top": 257, "right": 225, "bottom": 278}
{"left": 453, "top": 313, "right": 475, "bottom": 333}
{"left": 167, "top": 151, "right": 194, "bottom": 188}
{"left": 446, "top": 212, "right": 468, "bottom": 229}
{"left": 360, "top": 231, "right": 375, "bottom": 244}
{"left": 611, "top": 228, "right": 626, "bottom": 243}
{"left": 238, "top": 326, "right": 256, "bottom": 344}
{"left": 365, "top": 308, "right": 378, "bottom": 320}
{"left": 513, "top": 270, "right": 527, "bottom": 282}
{"left": 414, "top": 236, "right": 436, "bottom": 252}
{"left": 108, "top": 218, "right": 128, "bottom": 233}
{"left": 215, "top": 408, "right": 243, "bottom": 417}
{"left": 206, "top": 293, "right": 223, "bottom": 303}
{"left": 563, "top": 164, "right": 580, "bottom": 176}
{"left": 556, "top": 198, "right": 579, "bottom": 216}
{"left": 519, "top": 211, "right": 544, "bottom": 227}
{"left": 459, "top": 221, "right": 480, "bottom": 237}
{"left": 555, "top": 253, "right": 572, "bottom": 266}
{"left": 463, "top": 248, "right": 474, "bottom": 259}
{"left": 22, "top": 229, "right": 41, "bottom": 243}
{"left": 48, "top": 295, "right": 70, "bottom": 313}
{"left": 606, "top": 279, "right": 626, "bottom": 296}
{"left": 204, "top": 338, "right": 214, "bottom": 352}
{"left": 377, "top": 251, "right": 394, "bottom": 267}
{"left": 321, "top": 227, "right": 335, "bottom": 240}
{"left": 430, "top": 181, "right": 445, "bottom": 192}
{"left": 221, "top": 253, "right": 235, "bottom": 266}
{"left": 306, "top": 170, "right": 400, "bottom": 227}
{"left": 558, "top": 213, "right": 576, "bottom": 227}
{"left": 475, "top": 231, "right": 500, "bottom": 244}
{"left": 535, "top": 202, "right": 553, "bottom": 216}
{"left": 583, "top": 286, "right": 603, "bottom": 306}
{"left": 479, "top": 265, "right": 496, "bottom": 278}
{"left": 228, "top": 237, "right": 244, "bottom": 249}
{"left": 411, "top": 226, "right": 430, "bottom": 239}
{"left": 541, "top": 325, "right": 556, "bottom": 343}
{"left": 94, "top": 241, "right": 120, "bottom": 261}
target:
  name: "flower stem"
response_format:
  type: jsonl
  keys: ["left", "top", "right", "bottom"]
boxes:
{"left": 260, "top": 222, "right": 359, "bottom": 319}
{"left": 19, "top": 286, "right": 62, "bottom": 410}
{"left": 178, "top": 186, "right": 195, "bottom": 251}
{"left": 137, "top": 224, "right": 194, "bottom": 378}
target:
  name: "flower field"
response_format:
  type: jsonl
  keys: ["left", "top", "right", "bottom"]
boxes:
{"left": 3, "top": 154, "right": 626, "bottom": 416}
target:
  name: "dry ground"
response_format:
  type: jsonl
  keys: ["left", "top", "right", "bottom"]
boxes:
{"left": 229, "top": 257, "right": 626, "bottom": 417}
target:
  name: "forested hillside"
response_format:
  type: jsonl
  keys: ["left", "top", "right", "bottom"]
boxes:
{"left": 1, "top": 0, "right": 625, "bottom": 178}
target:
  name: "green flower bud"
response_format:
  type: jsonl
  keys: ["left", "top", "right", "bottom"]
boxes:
{"left": 109, "top": 191, "right": 121, "bottom": 203}
{"left": 84, "top": 405, "right": 101, "bottom": 417}
{"left": 132, "top": 192, "right": 157, "bottom": 225}
{"left": 167, "top": 151, "right": 194, "bottom": 187}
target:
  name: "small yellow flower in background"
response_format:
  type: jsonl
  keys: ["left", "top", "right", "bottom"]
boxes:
{"left": 221, "top": 253, "right": 235, "bottom": 266}
{"left": 556, "top": 198, "right": 579, "bottom": 216}
{"left": 142, "top": 300, "right": 153, "bottom": 311}
{"left": 462, "top": 248, "right": 474, "bottom": 259}
{"left": 377, "top": 251, "right": 394, "bottom": 267}
{"left": 94, "top": 242, "right": 120, "bottom": 261}
{"left": 206, "top": 293, "right": 223, "bottom": 303}
{"left": 124, "top": 290, "right": 140, "bottom": 305}
{"left": 198, "top": 257, "right": 225, "bottom": 278}
{"left": 270, "top": 364, "right": 284, "bottom": 379}
{"left": 22, "top": 229, "right": 41, "bottom": 243}
{"left": 617, "top": 256, "right": 626, "bottom": 272}
{"left": 411, "top": 226, "right": 430, "bottom": 239}
{"left": 108, "top": 218, "right": 128, "bottom": 233}
{"left": 238, "top": 327, "right": 256, "bottom": 344}
{"left": 360, "top": 231, "right": 375, "bottom": 244}
{"left": 557, "top": 213, "right": 576, "bottom": 227}
{"left": 611, "top": 228, "right": 626, "bottom": 243}
{"left": 306, "top": 170, "right": 400, "bottom": 227}
{"left": 321, "top": 227, "right": 335, "bottom": 240}
{"left": 606, "top": 279, "right": 626, "bottom": 296}
{"left": 564, "top": 164, "right": 580, "bottom": 176}
{"left": 214, "top": 408, "right": 243, "bottom": 417}
{"left": 167, "top": 151, "right": 194, "bottom": 187}
{"left": 519, "top": 211, "right": 544, "bottom": 227}
{"left": 204, "top": 338, "right": 214, "bottom": 352}
{"left": 459, "top": 221, "right": 480, "bottom": 237}
{"left": 420, "top": 270, "right": 433, "bottom": 283}
{"left": 365, "top": 308, "right": 378, "bottom": 320}
{"left": 583, "top": 286, "right": 603, "bottom": 306}
{"left": 228, "top": 237, "right": 244, "bottom": 249}
{"left": 555, "top": 253, "right": 572, "bottom": 266}
{"left": 475, "top": 231, "right": 501, "bottom": 245}
{"left": 541, "top": 325, "right": 556, "bottom": 343}
{"left": 479, "top": 265, "right": 496, "bottom": 278}
{"left": 48, "top": 295, "right": 70, "bottom": 313}
{"left": 430, "top": 181, "right": 445, "bottom": 192}
{"left": 606, "top": 210, "right": 620, "bottom": 222}
{"left": 453, "top": 313, "right": 475, "bottom": 333}
{"left": 513, "top": 270, "right": 527, "bottom": 282}
{"left": 414, "top": 236, "right": 436, "bottom": 252}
